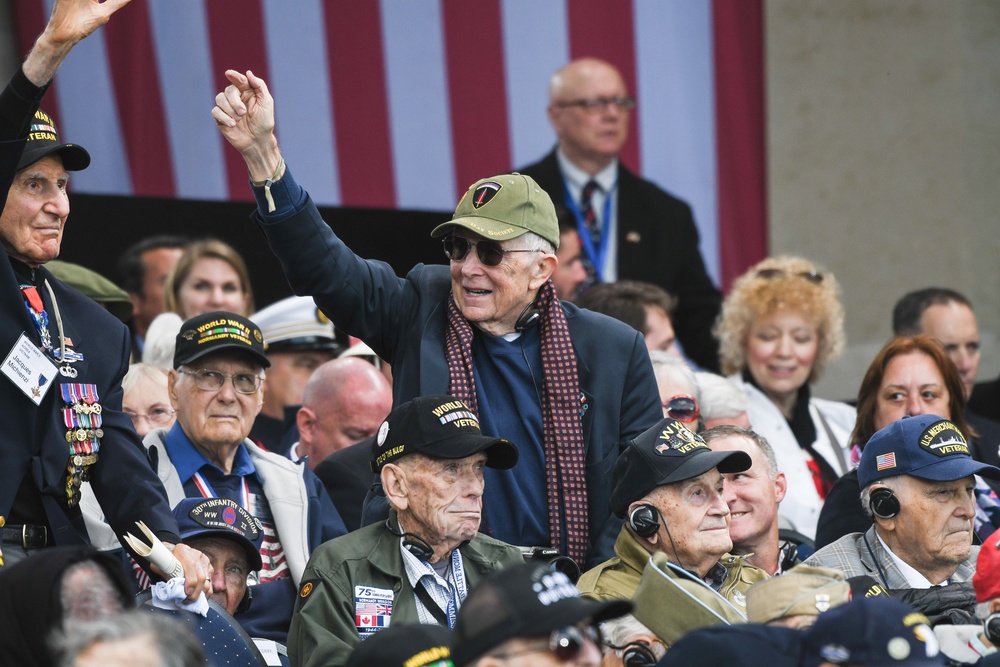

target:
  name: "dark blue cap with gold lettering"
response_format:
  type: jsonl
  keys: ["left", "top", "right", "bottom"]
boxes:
{"left": 610, "top": 417, "right": 751, "bottom": 518}
{"left": 858, "top": 414, "right": 1000, "bottom": 487}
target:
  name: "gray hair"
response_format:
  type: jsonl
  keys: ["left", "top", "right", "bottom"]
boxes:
{"left": 701, "top": 425, "right": 779, "bottom": 479}
{"left": 122, "top": 363, "right": 169, "bottom": 395}
{"left": 515, "top": 230, "right": 556, "bottom": 255}
{"left": 694, "top": 372, "right": 748, "bottom": 421}
{"left": 650, "top": 351, "right": 699, "bottom": 403}
{"left": 56, "top": 611, "right": 205, "bottom": 667}
{"left": 59, "top": 561, "right": 128, "bottom": 623}
{"left": 600, "top": 614, "right": 667, "bottom": 661}
{"left": 859, "top": 475, "right": 903, "bottom": 520}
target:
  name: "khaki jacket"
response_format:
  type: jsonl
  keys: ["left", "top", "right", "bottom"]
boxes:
{"left": 577, "top": 526, "right": 768, "bottom": 610}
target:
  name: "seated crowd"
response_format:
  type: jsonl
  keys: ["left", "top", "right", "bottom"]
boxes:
{"left": 4, "top": 3, "right": 1000, "bottom": 667}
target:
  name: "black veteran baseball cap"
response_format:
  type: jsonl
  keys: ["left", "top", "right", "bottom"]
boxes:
{"left": 858, "top": 415, "right": 1000, "bottom": 487}
{"left": 173, "top": 497, "right": 264, "bottom": 571}
{"left": 174, "top": 311, "right": 270, "bottom": 369}
{"left": 18, "top": 109, "right": 90, "bottom": 171}
{"left": 370, "top": 395, "right": 518, "bottom": 473}
{"left": 346, "top": 623, "right": 454, "bottom": 667}
{"left": 610, "top": 418, "right": 751, "bottom": 517}
{"left": 431, "top": 173, "right": 561, "bottom": 249}
{"left": 451, "top": 563, "right": 631, "bottom": 667}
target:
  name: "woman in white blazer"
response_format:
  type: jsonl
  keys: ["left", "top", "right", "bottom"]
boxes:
{"left": 716, "top": 256, "right": 855, "bottom": 540}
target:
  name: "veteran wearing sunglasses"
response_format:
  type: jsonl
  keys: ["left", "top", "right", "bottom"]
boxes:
{"left": 143, "top": 311, "right": 347, "bottom": 641}
{"left": 715, "top": 256, "right": 856, "bottom": 541}
{"left": 213, "top": 71, "right": 661, "bottom": 569}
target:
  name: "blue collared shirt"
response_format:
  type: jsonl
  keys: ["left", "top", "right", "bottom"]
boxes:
{"left": 164, "top": 422, "right": 260, "bottom": 485}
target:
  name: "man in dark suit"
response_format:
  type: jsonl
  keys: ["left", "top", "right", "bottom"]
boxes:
{"left": 519, "top": 58, "right": 723, "bottom": 372}
{"left": 213, "top": 69, "right": 662, "bottom": 568}
{"left": 0, "top": 0, "right": 210, "bottom": 596}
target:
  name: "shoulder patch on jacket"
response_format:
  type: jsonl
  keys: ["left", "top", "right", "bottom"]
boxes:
{"left": 297, "top": 579, "right": 321, "bottom": 603}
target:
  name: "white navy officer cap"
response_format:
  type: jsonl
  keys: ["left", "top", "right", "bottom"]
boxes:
{"left": 250, "top": 296, "right": 342, "bottom": 355}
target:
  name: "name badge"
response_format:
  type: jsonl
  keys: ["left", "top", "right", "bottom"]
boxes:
{"left": 354, "top": 585, "right": 393, "bottom": 638}
{"left": 3, "top": 332, "right": 58, "bottom": 405}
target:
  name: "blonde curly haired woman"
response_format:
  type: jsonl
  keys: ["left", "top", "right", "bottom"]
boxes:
{"left": 716, "top": 256, "right": 855, "bottom": 540}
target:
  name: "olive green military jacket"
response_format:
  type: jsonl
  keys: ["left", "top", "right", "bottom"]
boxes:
{"left": 288, "top": 514, "right": 523, "bottom": 667}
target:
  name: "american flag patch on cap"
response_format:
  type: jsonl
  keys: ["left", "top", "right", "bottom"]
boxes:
{"left": 876, "top": 452, "right": 896, "bottom": 471}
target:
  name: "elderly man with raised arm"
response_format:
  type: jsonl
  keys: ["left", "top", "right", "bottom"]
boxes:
{"left": 212, "top": 70, "right": 661, "bottom": 569}
{"left": 0, "top": 0, "right": 209, "bottom": 598}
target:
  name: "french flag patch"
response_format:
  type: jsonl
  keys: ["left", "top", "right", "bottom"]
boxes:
{"left": 876, "top": 452, "right": 897, "bottom": 471}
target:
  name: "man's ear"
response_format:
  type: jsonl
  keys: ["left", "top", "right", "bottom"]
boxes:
{"left": 167, "top": 369, "right": 180, "bottom": 410}
{"left": 381, "top": 464, "right": 409, "bottom": 512}
{"left": 527, "top": 253, "right": 558, "bottom": 291}
{"left": 296, "top": 407, "right": 315, "bottom": 440}
{"left": 774, "top": 472, "right": 787, "bottom": 504}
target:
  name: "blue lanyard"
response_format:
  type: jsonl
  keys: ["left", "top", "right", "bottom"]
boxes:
{"left": 561, "top": 178, "right": 615, "bottom": 282}
{"left": 420, "top": 548, "right": 468, "bottom": 628}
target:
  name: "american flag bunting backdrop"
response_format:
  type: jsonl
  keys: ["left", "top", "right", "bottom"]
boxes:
{"left": 12, "top": 0, "right": 766, "bottom": 288}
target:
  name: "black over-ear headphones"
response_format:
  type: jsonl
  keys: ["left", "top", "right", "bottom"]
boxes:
{"left": 514, "top": 299, "right": 541, "bottom": 332}
{"left": 869, "top": 486, "right": 900, "bottom": 519}
{"left": 628, "top": 504, "right": 660, "bottom": 538}
{"left": 984, "top": 612, "right": 1000, "bottom": 645}
{"left": 605, "top": 642, "right": 657, "bottom": 667}
{"left": 384, "top": 519, "right": 435, "bottom": 561}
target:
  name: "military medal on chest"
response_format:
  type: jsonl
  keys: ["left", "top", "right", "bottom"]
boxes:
{"left": 61, "top": 383, "right": 103, "bottom": 507}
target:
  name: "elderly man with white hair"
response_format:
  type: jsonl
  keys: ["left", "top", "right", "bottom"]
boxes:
{"left": 695, "top": 372, "right": 751, "bottom": 430}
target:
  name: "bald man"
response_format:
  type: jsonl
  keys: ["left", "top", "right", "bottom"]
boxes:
{"left": 291, "top": 357, "right": 393, "bottom": 469}
{"left": 520, "top": 57, "right": 722, "bottom": 371}
{"left": 297, "top": 358, "right": 393, "bottom": 532}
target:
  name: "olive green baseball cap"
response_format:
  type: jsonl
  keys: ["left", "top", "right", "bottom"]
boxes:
{"left": 431, "top": 173, "right": 560, "bottom": 249}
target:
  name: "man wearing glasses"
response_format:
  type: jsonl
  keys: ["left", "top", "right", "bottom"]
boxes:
{"left": 144, "top": 311, "right": 346, "bottom": 641}
{"left": 519, "top": 58, "right": 723, "bottom": 373}
{"left": 451, "top": 562, "right": 631, "bottom": 667}
{"left": 213, "top": 71, "right": 661, "bottom": 570}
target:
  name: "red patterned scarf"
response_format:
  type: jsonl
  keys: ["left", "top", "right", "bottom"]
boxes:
{"left": 444, "top": 281, "right": 588, "bottom": 564}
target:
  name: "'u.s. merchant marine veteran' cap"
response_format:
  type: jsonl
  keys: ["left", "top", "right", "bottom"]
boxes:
{"left": 858, "top": 414, "right": 1000, "bottom": 487}
{"left": 174, "top": 311, "right": 271, "bottom": 369}
{"left": 431, "top": 173, "right": 560, "bottom": 249}
{"left": 371, "top": 395, "right": 518, "bottom": 473}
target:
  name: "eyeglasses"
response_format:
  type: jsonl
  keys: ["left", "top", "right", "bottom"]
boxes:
{"left": 178, "top": 369, "right": 262, "bottom": 395}
{"left": 124, "top": 407, "right": 176, "bottom": 427}
{"left": 556, "top": 96, "right": 636, "bottom": 113}
{"left": 443, "top": 236, "right": 537, "bottom": 267}
{"left": 491, "top": 624, "right": 602, "bottom": 662}
{"left": 662, "top": 395, "right": 700, "bottom": 424}
{"left": 755, "top": 268, "right": 824, "bottom": 284}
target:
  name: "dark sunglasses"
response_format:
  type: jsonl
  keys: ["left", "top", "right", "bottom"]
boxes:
{"left": 662, "top": 394, "right": 700, "bottom": 423}
{"left": 755, "top": 267, "right": 824, "bottom": 284}
{"left": 442, "top": 236, "right": 536, "bottom": 267}
{"left": 491, "top": 624, "right": 601, "bottom": 662}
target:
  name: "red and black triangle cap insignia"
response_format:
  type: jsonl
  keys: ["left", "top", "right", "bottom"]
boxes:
{"left": 472, "top": 181, "right": 502, "bottom": 209}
